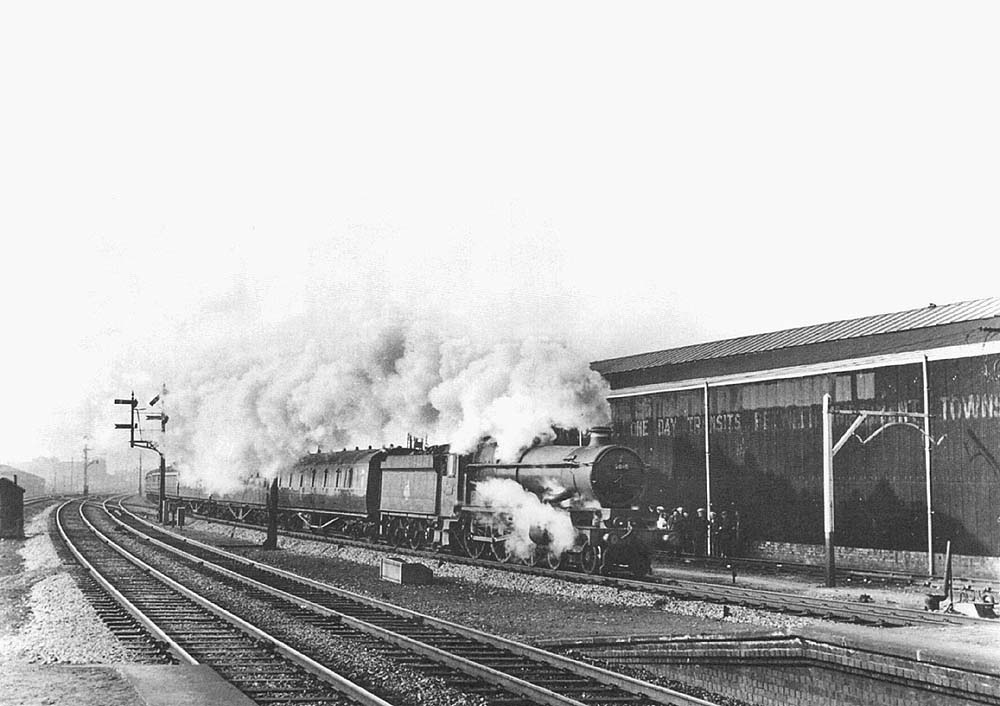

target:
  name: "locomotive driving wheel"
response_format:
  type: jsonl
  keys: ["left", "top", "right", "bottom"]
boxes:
{"left": 580, "top": 543, "right": 601, "bottom": 574}
{"left": 530, "top": 548, "right": 545, "bottom": 567}
{"left": 464, "top": 532, "right": 486, "bottom": 558}
{"left": 491, "top": 539, "right": 511, "bottom": 563}
{"left": 630, "top": 555, "right": 652, "bottom": 579}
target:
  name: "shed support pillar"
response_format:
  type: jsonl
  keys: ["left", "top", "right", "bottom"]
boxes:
{"left": 922, "top": 354, "right": 934, "bottom": 577}
{"left": 704, "top": 381, "right": 712, "bottom": 556}
{"left": 822, "top": 393, "right": 835, "bottom": 588}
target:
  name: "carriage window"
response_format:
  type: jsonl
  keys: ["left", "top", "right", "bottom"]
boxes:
{"left": 346, "top": 468, "right": 354, "bottom": 488}
{"left": 311, "top": 469, "right": 316, "bottom": 487}
{"left": 323, "top": 469, "right": 329, "bottom": 487}
{"left": 298, "top": 474, "right": 304, "bottom": 488}
{"left": 335, "top": 468, "right": 342, "bottom": 488}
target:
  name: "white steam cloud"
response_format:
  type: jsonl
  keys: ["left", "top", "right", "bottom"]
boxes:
{"left": 473, "top": 478, "right": 578, "bottom": 561}
{"left": 154, "top": 319, "right": 610, "bottom": 492}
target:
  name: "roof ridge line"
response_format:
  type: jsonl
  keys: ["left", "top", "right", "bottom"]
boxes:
{"left": 592, "top": 296, "right": 1000, "bottom": 372}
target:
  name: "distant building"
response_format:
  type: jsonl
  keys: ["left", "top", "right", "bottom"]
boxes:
{"left": 17, "top": 457, "right": 132, "bottom": 494}
{"left": 0, "top": 464, "right": 46, "bottom": 498}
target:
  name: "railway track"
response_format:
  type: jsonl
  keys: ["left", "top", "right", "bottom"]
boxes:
{"left": 57, "top": 498, "right": 403, "bottom": 706}
{"left": 135, "top": 502, "right": 989, "bottom": 629}
{"left": 652, "top": 550, "right": 991, "bottom": 592}
{"left": 75, "top": 497, "right": 724, "bottom": 706}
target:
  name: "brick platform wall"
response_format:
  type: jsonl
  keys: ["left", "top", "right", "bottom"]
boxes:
{"left": 576, "top": 636, "right": 1000, "bottom": 706}
{"left": 747, "top": 541, "right": 1000, "bottom": 579}
{"left": 651, "top": 662, "right": 984, "bottom": 706}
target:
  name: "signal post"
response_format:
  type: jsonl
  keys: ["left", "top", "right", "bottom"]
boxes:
{"left": 115, "top": 390, "right": 170, "bottom": 523}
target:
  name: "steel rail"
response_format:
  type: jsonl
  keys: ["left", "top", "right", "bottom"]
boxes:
{"left": 108, "top": 502, "right": 605, "bottom": 706}
{"left": 149, "top": 497, "right": 984, "bottom": 592}
{"left": 112, "top": 499, "right": 721, "bottom": 706}
{"left": 132, "top": 501, "right": 987, "bottom": 629}
{"left": 70, "top": 499, "right": 394, "bottom": 706}
{"left": 653, "top": 550, "right": 994, "bottom": 589}
{"left": 55, "top": 499, "right": 197, "bottom": 665}
{"left": 635, "top": 575, "right": 981, "bottom": 627}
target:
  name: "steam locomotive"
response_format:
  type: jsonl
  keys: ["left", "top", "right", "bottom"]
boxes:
{"left": 147, "top": 427, "right": 654, "bottom": 576}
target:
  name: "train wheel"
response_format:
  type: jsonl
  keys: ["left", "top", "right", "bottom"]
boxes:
{"left": 542, "top": 551, "right": 561, "bottom": 570}
{"left": 531, "top": 547, "right": 547, "bottom": 567}
{"left": 389, "top": 521, "right": 406, "bottom": 549}
{"left": 630, "top": 556, "right": 651, "bottom": 579}
{"left": 465, "top": 535, "right": 486, "bottom": 559}
{"left": 581, "top": 544, "right": 600, "bottom": 574}
{"left": 408, "top": 522, "right": 427, "bottom": 550}
{"left": 491, "top": 540, "right": 511, "bottom": 563}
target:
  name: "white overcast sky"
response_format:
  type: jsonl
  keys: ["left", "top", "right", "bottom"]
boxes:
{"left": 2, "top": 2, "right": 998, "bottom": 463}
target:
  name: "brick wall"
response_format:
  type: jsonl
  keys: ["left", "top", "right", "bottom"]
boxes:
{"left": 649, "top": 662, "right": 983, "bottom": 706}
{"left": 747, "top": 541, "right": 1000, "bottom": 579}
{"left": 570, "top": 636, "right": 1000, "bottom": 706}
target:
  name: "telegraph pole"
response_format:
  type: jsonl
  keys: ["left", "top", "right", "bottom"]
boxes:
{"left": 82, "top": 443, "right": 99, "bottom": 497}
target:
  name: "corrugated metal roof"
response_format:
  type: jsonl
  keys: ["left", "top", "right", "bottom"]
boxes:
{"left": 592, "top": 297, "right": 1000, "bottom": 375}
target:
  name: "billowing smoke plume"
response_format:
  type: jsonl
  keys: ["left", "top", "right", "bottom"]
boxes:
{"left": 156, "top": 319, "right": 610, "bottom": 492}
{"left": 473, "top": 478, "right": 578, "bottom": 561}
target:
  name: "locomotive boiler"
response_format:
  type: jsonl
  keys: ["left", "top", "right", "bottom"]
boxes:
{"left": 149, "top": 427, "right": 652, "bottom": 576}
{"left": 467, "top": 428, "right": 647, "bottom": 508}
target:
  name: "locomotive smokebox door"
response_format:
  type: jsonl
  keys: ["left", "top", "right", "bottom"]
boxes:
{"left": 0, "top": 477, "right": 25, "bottom": 539}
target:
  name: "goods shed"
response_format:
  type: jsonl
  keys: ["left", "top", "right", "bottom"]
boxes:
{"left": 592, "top": 298, "right": 1000, "bottom": 574}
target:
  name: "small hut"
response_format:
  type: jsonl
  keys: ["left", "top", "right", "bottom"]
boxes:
{"left": 0, "top": 477, "right": 25, "bottom": 539}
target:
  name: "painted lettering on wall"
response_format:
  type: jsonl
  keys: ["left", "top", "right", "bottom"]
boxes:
{"left": 628, "top": 418, "right": 649, "bottom": 436}
{"left": 622, "top": 407, "right": 819, "bottom": 438}
{"left": 939, "top": 393, "right": 1000, "bottom": 421}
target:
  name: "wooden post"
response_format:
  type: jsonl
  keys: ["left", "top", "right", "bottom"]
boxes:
{"left": 943, "top": 540, "right": 953, "bottom": 608}
{"left": 263, "top": 478, "right": 279, "bottom": 550}
{"left": 158, "top": 454, "right": 166, "bottom": 524}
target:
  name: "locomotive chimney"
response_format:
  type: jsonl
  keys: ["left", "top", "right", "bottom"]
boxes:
{"left": 588, "top": 426, "right": 612, "bottom": 447}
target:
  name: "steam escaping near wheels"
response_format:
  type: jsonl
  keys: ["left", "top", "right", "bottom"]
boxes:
{"left": 473, "top": 478, "right": 578, "bottom": 563}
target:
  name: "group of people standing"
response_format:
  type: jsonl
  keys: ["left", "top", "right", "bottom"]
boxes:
{"left": 652, "top": 505, "right": 740, "bottom": 557}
